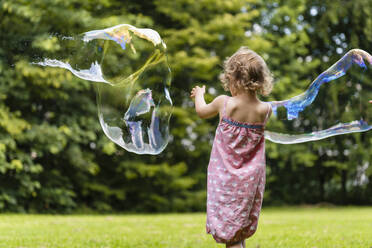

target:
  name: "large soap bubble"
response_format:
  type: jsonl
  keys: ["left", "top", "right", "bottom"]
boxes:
{"left": 265, "top": 49, "right": 372, "bottom": 144}
{"left": 34, "top": 24, "right": 172, "bottom": 154}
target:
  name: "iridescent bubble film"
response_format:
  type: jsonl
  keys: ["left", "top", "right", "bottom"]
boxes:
{"left": 33, "top": 24, "right": 172, "bottom": 154}
{"left": 265, "top": 49, "right": 372, "bottom": 144}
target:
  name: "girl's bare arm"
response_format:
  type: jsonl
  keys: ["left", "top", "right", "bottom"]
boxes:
{"left": 190, "top": 85, "right": 225, "bottom": 119}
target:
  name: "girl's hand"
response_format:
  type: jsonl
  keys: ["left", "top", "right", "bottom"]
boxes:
{"left": 190, "top": 85, "right": 206, "bottom": 99}
{"left": 370, "top": 100, "right": 372, "bottom": 104}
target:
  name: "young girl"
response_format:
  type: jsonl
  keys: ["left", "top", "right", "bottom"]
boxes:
{"left": 190, "top": 47, "right": 273, "bottom": 248}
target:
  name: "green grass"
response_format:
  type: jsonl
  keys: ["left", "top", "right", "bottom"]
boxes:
{"left": 0, "top": 207, "right": 372, "bottom": 248}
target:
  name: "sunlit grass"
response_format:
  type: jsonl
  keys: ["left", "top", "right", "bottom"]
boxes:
{"left": 0, "top": 206, "right": 371, "bottom": 248}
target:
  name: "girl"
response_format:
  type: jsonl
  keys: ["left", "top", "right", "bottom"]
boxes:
{"left": 190, "top": 47, "right": 273, "bottom": 248}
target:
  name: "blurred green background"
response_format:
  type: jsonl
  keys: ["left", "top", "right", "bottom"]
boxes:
{"left": 1, "top": 0, "right": 372, "bottom": 214}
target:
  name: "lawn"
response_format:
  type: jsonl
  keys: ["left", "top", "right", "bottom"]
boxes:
{"left": 0, "top": 206, "right": 371, "bottom": 248}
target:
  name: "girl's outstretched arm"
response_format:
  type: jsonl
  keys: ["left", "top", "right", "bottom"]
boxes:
{"left": 190, "top": 85, "right": 225, "bottom": 119}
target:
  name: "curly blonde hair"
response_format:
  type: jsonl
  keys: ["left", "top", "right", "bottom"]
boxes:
{"left": 219, "top": 47, "right": 273, "bottom": 96}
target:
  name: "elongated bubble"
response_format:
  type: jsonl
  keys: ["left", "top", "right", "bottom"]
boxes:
{"left": 265, "top": 49, "right": 372, "bottom": 144}
{"left": 33, "top": 24, "right": 172, "bottom": 154}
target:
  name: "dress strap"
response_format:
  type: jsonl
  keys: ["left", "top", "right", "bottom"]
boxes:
{"left": 263, "top": 102, "right": 272, "bottom": 125}
{"left": 223, "top": 96, "right": 230, "bottom": 117}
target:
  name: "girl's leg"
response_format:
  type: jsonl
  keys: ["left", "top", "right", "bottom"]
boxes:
{"left": 226, "top": 243, "right": 240, "bottom": 248}
{"left": 226, "top": 240, "right": 245, "bottom": 248}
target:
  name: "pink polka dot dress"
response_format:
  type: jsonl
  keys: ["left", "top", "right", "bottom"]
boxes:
{"left": 206, "top": 96, "right": 271, "bottom": 245}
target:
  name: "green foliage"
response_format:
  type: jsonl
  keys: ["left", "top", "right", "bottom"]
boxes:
{"left": 0, "top": 0, "right": 196, "bottom": 212}
{"left": 1, "top": 0, "right": 372, "bottom": 213}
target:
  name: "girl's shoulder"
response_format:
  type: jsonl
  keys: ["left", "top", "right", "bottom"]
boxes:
{"left": 258, "top": 100, "right": 271, "bottom": 112}
{"left": 215, "top": 94, "right": 229, "bottom": 101}
{"left": 258, "top": 101, "right": 272, "bottom": 119}
{"left": 213, "top": 94, "right": 229, "bottom": 107}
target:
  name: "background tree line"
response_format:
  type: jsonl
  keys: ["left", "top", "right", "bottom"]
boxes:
{"left": 0, "top": 0, "right": 372, "bottom": 213}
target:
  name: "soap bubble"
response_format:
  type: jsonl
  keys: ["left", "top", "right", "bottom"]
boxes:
{"left": 33, "top": 24, "right": 172, "bottom": 154}
{"left": 265, "top": 49, "right": 372, "bottom": 144}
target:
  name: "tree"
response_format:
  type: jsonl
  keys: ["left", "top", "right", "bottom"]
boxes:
{"left": 1, "top": 0, "right": 371, "bottom": 213}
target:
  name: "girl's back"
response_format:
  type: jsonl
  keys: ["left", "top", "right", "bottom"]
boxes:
{"left": 224, "top": 96, "right": 270, "bottom": 124}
